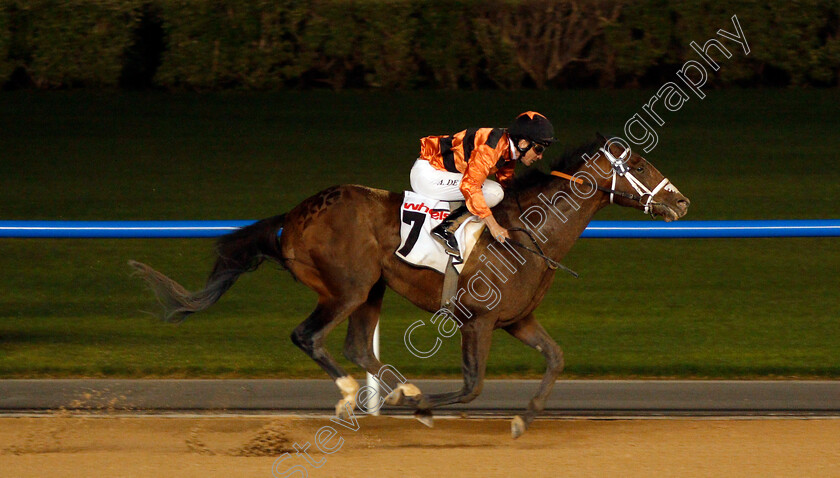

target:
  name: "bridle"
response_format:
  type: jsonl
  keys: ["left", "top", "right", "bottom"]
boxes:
{"left": 550, "top": 146, "right": 679, "bottom": 216}
{"left": 507, "top": 144, "right": 679, "bottom": 274}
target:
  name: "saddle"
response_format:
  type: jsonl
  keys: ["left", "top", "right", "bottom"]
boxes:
{"left": 395, "top": 191, "right": 484, "bottom": 275}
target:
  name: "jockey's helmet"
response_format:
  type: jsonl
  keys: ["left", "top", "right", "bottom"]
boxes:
{"left": 508, "top": 111, "right": 558, "bottom": 146}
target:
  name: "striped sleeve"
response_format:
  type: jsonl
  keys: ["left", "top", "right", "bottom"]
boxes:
{"left": 459, "top": 143, "right": 498, "bottom": 218}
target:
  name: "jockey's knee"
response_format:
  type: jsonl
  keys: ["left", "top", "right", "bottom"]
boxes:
{"left": 482, "top": 181, "right": 505, "bottom": 208}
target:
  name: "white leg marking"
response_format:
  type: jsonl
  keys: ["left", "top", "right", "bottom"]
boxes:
{"left": 384, "top": 382, "right": 423, "bottom": 406}
{"left": 335, "top": 376, "right": 360, "bottom": 418}
{"left": 397, "top": 383, "right": 422, "bottom": 397}
{"left": 511, "top": 415, "right": 527, "bottom": 439}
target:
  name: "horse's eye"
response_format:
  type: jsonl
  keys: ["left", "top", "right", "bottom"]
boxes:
{"left": 635, "top": 166, "right": 645, "bottom": 173}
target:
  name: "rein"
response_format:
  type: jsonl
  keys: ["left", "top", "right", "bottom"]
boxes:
{"left": 507, "top": 227, "right": 579, "bottom": 278}
{"left": 550, "top": 170, "right": 641, "bottom": 202}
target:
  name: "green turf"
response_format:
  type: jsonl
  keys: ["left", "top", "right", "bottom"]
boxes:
{"left": 1, "top": 89, "right": 838, "bottom": 378}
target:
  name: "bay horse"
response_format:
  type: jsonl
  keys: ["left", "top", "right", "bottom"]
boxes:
{"left": 129, "top": 134, "right": 689, "bottom": 438}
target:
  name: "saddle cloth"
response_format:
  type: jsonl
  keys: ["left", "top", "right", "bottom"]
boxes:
{"left": 396, "top": 191, "right": 485, "bottom": 274}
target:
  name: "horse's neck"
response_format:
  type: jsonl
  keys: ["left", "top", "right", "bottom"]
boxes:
{"left": 513, "top": 175, "right": 607, "bottom": 260}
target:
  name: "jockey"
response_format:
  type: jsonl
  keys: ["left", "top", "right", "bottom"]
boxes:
{"left": 410, "top": 111, "right": 557, "bottom": 256}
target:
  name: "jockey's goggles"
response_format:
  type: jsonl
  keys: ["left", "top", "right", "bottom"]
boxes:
{"left": 526, "top": 141, "right": 550, "bottom": 155}
{"left": 532, "top": 143, "right": 548, "bottom": 154}
{"left": 514, "top": 138, "right": 552, "bottom": 156}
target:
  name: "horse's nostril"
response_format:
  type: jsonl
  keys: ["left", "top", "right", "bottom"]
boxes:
{"left": 677, "top": 198, "right": 690, "bottom": 209}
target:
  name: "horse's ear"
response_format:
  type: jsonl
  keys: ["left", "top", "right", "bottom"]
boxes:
{"left": 595, "top": 132, "right": 607, "bottom": 144}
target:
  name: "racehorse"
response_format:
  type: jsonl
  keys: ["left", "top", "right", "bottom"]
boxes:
{"left": 129, "top": 134, "right": 689, "bottom": 438}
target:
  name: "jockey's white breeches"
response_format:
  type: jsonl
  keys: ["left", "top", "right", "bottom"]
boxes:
{"left": 409, "top": 159, "right": 504, "bottom": 207}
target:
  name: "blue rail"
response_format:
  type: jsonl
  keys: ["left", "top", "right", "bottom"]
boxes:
{"left": 0, "top": 220, "right": 258, "bottom": 239}
{"left": 579, "top": 220, "right": 840, "bottom": 238}
{"left": 1, "top": 219, "right": 839, "bottom": 239}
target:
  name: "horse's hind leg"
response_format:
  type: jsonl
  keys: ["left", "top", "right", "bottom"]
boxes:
{"left": 291, "top": 297, "right": 366, "bottom": 418}
{"left": 342, "top": 278, "right": 425, "bottom": 411}
{"left": 503, "top": 313, "right": 564, "bottom": 439}
{"left": 395, "top": 320, "right": 494, "bottom": 412}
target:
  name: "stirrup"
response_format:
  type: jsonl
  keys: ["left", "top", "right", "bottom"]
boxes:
{"left": 432, "top": 228, "right": 460, "bottom": 256}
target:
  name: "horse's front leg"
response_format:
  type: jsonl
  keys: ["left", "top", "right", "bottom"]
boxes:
{"left": 503, "top": 313, "right": 564, "bottom": 438}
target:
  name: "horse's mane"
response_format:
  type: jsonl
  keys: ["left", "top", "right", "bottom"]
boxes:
{"left": 509, "top": 139, "right": 600, "bottom": 193}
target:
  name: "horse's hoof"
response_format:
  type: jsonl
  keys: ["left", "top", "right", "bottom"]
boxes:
{"left": 414, "top": 409, "right": 434, "bottom": 428}
{"left": 335, "top": 399, "right": 353, "bottom": 420}
{"left": 511, "top": 415, "right": 527, "bottom": 439}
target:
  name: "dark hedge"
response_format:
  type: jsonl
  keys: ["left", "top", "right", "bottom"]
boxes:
{"left": 1, "top": 0, "right": 838, "bottom": 90}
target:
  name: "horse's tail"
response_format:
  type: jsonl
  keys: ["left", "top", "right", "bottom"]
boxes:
{"left": 128, "top": 214, "right": 286, "bottom": 323}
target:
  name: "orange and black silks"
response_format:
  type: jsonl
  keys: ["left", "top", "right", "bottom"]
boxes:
{"left": 419, "top": 128, "right": 513, "bottom": 218}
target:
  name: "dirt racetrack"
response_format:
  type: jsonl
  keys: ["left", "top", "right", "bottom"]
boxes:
{"left": 1, "top": 415, "right": 838, "bottom": 477}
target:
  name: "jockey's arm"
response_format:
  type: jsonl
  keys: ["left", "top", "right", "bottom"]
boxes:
{"left": 460, "top": 145, "right": 511, "bottom": 243}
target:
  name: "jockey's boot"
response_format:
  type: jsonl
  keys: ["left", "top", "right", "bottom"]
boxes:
{"left": 431, "top": 205, "right": 470, "bottom": 256}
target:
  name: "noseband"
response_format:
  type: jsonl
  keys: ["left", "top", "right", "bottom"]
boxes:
{"left": 551, "top": 147, "right": 678, "bottom": 216}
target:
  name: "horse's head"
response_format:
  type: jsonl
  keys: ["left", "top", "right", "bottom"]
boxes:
{"left": 595, "top": 133, "right": 690, "bottom": 222}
